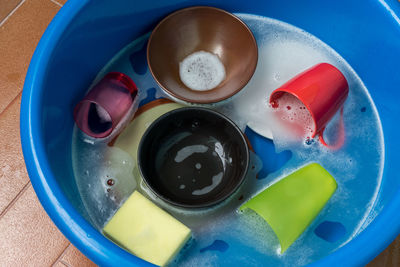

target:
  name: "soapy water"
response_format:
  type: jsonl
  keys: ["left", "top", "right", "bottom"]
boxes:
{"left": 179, "top": 51, "right": 226, "bottom": 91}
{"left": 71, "top": 131, "right": 137, "bottom": 229}
{"left": 200, "top": 240, "right": 230, "bottom": 253}
{"left": 71, "top": 14, "right": 384, "bottom": 266}
{"left": 314, "top": 221, "right": 347, "bottom": 243}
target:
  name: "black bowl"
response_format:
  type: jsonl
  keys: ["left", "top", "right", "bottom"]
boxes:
{"left": 138, "top": 107, "right": 249, "bottom": 208}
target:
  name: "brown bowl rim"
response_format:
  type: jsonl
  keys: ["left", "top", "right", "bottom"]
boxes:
{"left": 146, "top": 6, "right": 258, "bottom": 104}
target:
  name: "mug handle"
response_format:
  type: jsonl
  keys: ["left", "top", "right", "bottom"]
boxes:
{"left": 318, "top": 107, "right": 345, "bottom": 150}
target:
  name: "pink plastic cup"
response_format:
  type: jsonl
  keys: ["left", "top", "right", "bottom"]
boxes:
{"left": 73, "top": 72, "right": 138, "bottom": 138}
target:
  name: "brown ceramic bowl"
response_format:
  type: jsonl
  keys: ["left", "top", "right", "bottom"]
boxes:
{"left": 147, "top": 6, "right": 258, "bottom": 104}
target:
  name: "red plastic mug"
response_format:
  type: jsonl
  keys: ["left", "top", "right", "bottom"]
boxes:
{"left": 269, "top": 63, "right": 349, "bottom": 149}
{"left": 74, "top": 72, "right": 138, "bottom": 138}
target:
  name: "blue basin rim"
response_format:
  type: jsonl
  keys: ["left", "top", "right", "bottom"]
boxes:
{"left": 20, "top": 0, "right": 400, "bottom": 266}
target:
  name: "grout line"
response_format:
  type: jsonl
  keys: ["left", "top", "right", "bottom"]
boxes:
{"left": 0, "top": 181, "right": 31, "bottom": 219}
{"left": 51, "top": 243, "right": 71, "bottom": 267}
{"left": 49, "top": 0, "right": 63, "bottom": 8}
{"left": 60, "top": 260, "right": 73, "bottom": 267}
{"left": 0, "top": 90, "right": 22, "bottom": 118}
{"left": 0, "top": 0, "right": 26, "bottom": 28}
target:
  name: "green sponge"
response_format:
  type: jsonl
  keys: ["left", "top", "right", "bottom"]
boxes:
{"left": 240, "top": 163, "right": 337, "bottom": 253}
{"left": 103, "top": 191, "right": 191, "bottom": 266}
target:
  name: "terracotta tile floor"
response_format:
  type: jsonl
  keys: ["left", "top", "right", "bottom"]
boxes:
{"left": 0, "top": 0, "right": 398, "bottom": 266}
{"left": 0, "top": 0, "right": 95, "bottom": 266}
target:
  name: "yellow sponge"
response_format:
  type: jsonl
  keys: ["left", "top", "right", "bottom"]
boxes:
{"left": 103, "top": 191, "right": 191, "bottom": 266}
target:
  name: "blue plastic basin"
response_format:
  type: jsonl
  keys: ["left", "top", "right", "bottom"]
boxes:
{"left": 20, "top": 0, "right": 400, "bottom": 266}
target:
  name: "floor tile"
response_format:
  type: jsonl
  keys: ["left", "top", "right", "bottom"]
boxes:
{"left": 0, "top": 94, "right": 30, "bottom": 215}
{"left": 368, "top": 236, "right": 400, "bottom": 267}
{"left": 52, "top": 0, "right": 66, "bottom": 6}
{"left": 59, "top": 244, "right": 97, "bottom": 267}
{"left": 0, "top": 0, "right": 60, "bottom": 90}
{"left": 53, "top": 261, "right": 68, "bottom": 267}
{"left": 0, "top": 72, "right": 20, "bottom": 114}
{"left": 0, "top": 0, "right": 22, "bottom": 23}
{"left": 0, "top": 184, "right": 69, "bottom": 266}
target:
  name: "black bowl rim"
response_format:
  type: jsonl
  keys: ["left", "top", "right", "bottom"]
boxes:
{"left": 137, "top": 106, "right": 250, "bottom": 209}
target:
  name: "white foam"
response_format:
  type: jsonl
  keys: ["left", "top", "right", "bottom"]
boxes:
{"left": 266, "top": 93, "right": 315, "bottom": 148}
{"left": 179, "top": 51, "right": 226, "bottom": 91}
{"left": 228, "top": 39, "right": 329, "bottom": 144}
